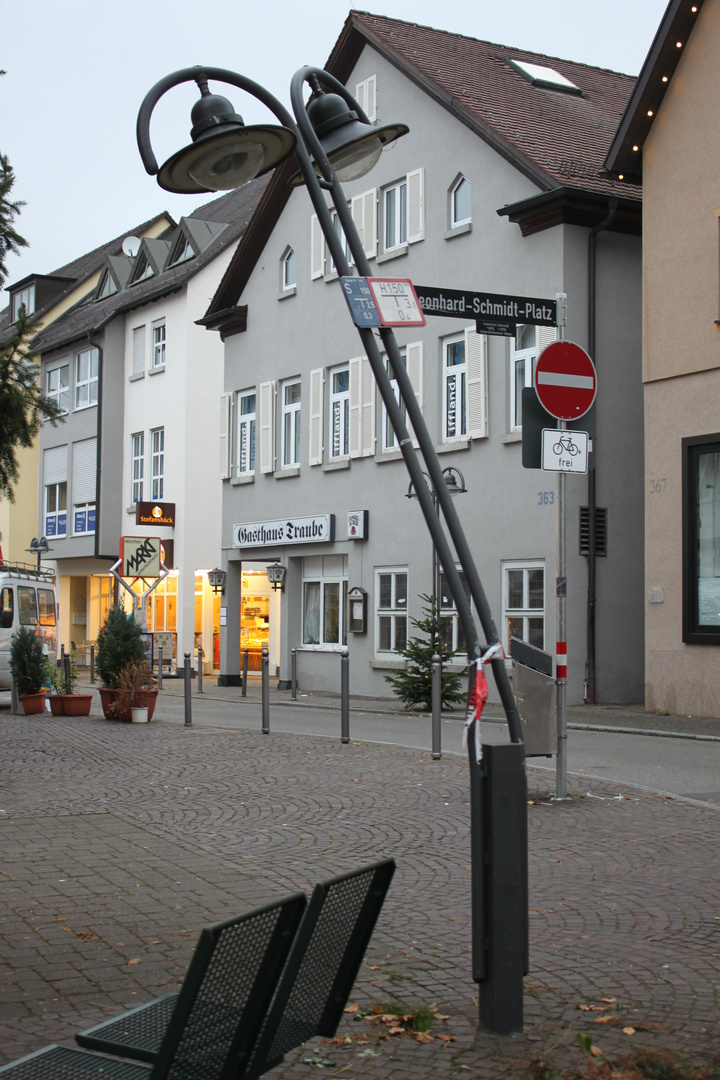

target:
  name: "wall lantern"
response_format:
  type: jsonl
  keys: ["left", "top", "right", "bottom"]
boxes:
{"left": 208, "top": 568, "right": 226, "bottom": 594}
{"left": 266, "top": 563, "right": 287, "bottom": 592}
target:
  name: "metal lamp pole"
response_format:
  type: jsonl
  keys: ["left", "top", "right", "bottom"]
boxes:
{"left": 136, "top": 64, "right": 528, "bottom": 1032}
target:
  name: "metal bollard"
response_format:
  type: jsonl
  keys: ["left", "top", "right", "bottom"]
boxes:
{"left": 291, "top": 648, "right": 297, "bottom": 700}
{"left": 63, "top": 653, "right": 72, "bottom": 695}
{"left": 340, "top": 648, "right": 350, "bottom": 744}
{"left": 157, "top": 646, "right": 163, "bottom": 690}
{"left": 432, "top": 653, "right": 442, "bottom": 759}
{"left": 90, "top": 643, "right": 95, "bottom": 684}
{"left": 183, "top": 652, "right": 192, "bottom": 727}
{"left": 197, "top": 646, "right": 203, "bottom": 693}
{"left": 60, "top": 643, "right": 65, "bottom": 660}
{"left": 261, "top": 648, "right": 269, "bottom": 734}
{"left": 241, "top": 648, "right": 249, "bottom": 697}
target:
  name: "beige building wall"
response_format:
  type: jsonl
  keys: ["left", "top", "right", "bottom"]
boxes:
{"left": 642, "top": 0, "right": 720, "bottom": 715}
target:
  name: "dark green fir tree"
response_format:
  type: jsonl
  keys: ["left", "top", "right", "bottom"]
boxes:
{"left": 384, "top": 594, "right": 466, "bottom": 711}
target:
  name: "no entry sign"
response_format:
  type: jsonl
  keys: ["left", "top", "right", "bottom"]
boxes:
{"left": 534, "top": 341, "right": 597, "bottom": 421}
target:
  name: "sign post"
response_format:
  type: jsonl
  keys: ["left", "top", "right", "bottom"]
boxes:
{"left": 533, "top": 316, "right": 597, "bottom": 800}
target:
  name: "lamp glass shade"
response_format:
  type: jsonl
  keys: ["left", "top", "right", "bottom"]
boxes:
{"left": 157, "top": 125, "right": 297, "bottom": 194}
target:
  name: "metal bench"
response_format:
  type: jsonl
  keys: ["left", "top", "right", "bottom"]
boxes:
{"left": 75, "top": 859, "right": 395, "bottom": 1077}
{"left": 0, "top": 893, "right": 306, "bottom": 1080}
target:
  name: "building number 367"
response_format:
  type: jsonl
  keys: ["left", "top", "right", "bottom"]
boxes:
{"left": 538, "top": 491, "right": 555, "bottom": 505}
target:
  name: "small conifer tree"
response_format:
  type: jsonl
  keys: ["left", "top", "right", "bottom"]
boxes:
{"left": 96, "top": 606, "right": 147, "bottom": 689}
{"left": 384, "top": 595, "right": 466, "bottom": 710}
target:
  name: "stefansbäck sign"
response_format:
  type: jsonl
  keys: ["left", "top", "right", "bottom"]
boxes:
{"left": 233, "top": 515, "right": 335, "bottom": 548}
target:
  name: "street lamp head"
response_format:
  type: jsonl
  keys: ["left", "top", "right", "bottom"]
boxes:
{"left": 158, "top": 85, "right": 297, "bottom": 193}
{"left": 299, "top": 90, "right": 408, "bottom": 183}
{"left": 442, "top": 467, "right": 467, "bottom": 497}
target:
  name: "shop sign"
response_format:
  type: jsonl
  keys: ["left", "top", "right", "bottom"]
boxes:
{"left": 135, "top": 501, "right": 176, "bottom": 527}
{"left": 233, "top": 514, "right": 334, "bottom": 548}
{"left": 120, "top": 536, "right": 162, "bottom": 577}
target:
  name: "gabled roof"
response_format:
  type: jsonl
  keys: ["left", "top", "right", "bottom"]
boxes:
{"left": 0, "top": 212, "right": 174, "bottom": 343}
{"left": 33, "top": 177, "right": 269, "bottom": 355}
{"left": 604, "top": 0, "right": 703, "bottom": 182}
{"left": 206, "top": 11, "right": 641, "bottom": 322}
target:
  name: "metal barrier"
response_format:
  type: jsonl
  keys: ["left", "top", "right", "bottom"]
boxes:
{"left": 183, "top": 652, "right": 192, "bottom": 727}
{"left": 340, "top": 649, "right": 349, "bottom": 744}
{"left": 432, "top": 653, "right": 442, "bottom": 759}
{"left": 261, "top": 648, "right": 270, "bottom": 733}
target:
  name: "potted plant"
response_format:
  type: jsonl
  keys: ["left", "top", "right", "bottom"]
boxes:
{"left": 114, "top": 660, "right": 157, "bottom": 723}
{"left": 45, "top": 656, "right": 93, "bottom": 716}
{"left": 96, "top": 607, "right": 149, "bottom": 720}
{"left": 9, "top": 626, "right": 47, "bottom": 714}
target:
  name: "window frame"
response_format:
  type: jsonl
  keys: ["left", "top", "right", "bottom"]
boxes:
{"left": 442, "top": 334, "right": 467, "bottom": 442}
{"left": 328, "top": 365, "right": 350, "bottom": 460}
{"left": 302, "top": 556, "right": 348, "bottom": 649}
{"left": 45, "top": 481, "right": 67, "bottom": 538}
{"left": 682, "top": 433, "right": 720, "bottom": 643}
{"left": 375, "top": 567, "right": 408, "bottom": 656}
{"left": 150, "top": 427, "right": 164, "bottom": 501}
{"left": 383, "top": 179, "right": 408, "bottom": 252}
{"left": 236, "top": 390, "right": 257, "bottom": 477}
{"left": 502, "top": 560, "right": 545, "bottom": 654}
{"left": 439, "top": 567, "right": 470, "bottom": 655}
{"left": 46, "top": 363, "right": 69, "bottom": 416}
{"left": 73, "top": 501, "right": 96, "bottom": 536}
{"left": 151, "top": 320, "right": 166, "bottom": 370}
{"left": 450, "top": 176, "right": 472, "bottom": 229}
{"left": 74, "top": 347, "right": 99, "bottom": 410}
{"left": 281, "top": 379, "right": 301, "bottom": 468}
{"left": 381, "top": 351, "right": 407, "bottom": 453}
{"left": 131, "top": 432, "right": 144, "bottom": 503}
{"left": 12, "top": 284, "right": 35, "bottom": 321}
{"left": 510, "top": 325, "right": 538, "bottom": 433}
{"left": 282, "top": 248, "right": 297, "bottom": 291}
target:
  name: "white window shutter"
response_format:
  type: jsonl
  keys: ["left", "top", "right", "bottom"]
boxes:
{"left": 309, "top": 368, "right": 324, "bottom": 465}
{"left": 348, "top": 356, "right": 363, "bottom": 458}
{"left": 361, "top": 357, "right": 375, "bottom": 456}
{"left": 72, "top": 438, "right": 97, "bottom": 503}
{"left": 132, "top": 326, "right": 145, "bottom": 376}
{"left": 537, "top": 325, "right": 557, "bottom": 354}
{"left": 355, "top": 75, "right": 377, "bottom": 122}
{"left": 404, "top": 341, "right": 424, "bottom": 447}
{"left": 311, "top": 215, "right": 325, "bottom": 280}
{"left": 44, "top": 445, "right": 68, "bottom": 485}
{"left": 219, "top": 393, "right": 232, "bottom": 479}
{"left": 406, "top": 168, "right": 425, "bottom": 244}
{"left": 351, "top": 189, "right": 377, "bottom": 259}
{"left": 259, "top": 381, "right": 275, "bottom": 474}
{"left": 466, "top": 328, "right": 488, "bottom": 439}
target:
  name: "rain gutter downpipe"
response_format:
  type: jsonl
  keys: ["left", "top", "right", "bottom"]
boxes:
{"left": 86, "top": 330, "right": 104, "bottom": 562}
{"left": 586, "top": 198, "right": 618, "bottom": 703}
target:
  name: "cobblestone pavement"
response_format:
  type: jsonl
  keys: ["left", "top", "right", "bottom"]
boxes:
{"left": 0, "top": 706, "right": 718, "bottom": 1078}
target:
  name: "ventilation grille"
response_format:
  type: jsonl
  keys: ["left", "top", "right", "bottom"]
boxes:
{"left": 579, "top": 506, "right": 607, "bottom": 556}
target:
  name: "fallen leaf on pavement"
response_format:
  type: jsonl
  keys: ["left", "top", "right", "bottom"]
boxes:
{"left": 344, "top": 1004, "right": 359, "bottom": 1014}
{"left": 590, "top": 1046, "right": 603, "bottom": 1058}
{"left": 623, "top": 1027, "right": 636, "bottom": 1036}
{"left": 127, "top": 958, "right": 140, "bottom": 966}
{"left": 413, "top": 1032, "right": 434, "bottom": 1044}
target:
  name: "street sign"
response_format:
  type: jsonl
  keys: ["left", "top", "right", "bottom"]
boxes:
{"left": 366, "top": 278, "right": 426, "bottom": 326}
{"left": 541, "top": 428, "right": 589, "bottom": 473}
{"left": 534, "top": 341, "right": 596, "bottom": 420}
{"left": 119, "top": 536, "right": 162, "bottom": 577}
{"left": 340, "top": 277, "right": 382, "bottom": 327}
{"left": 414, "top": 284, "right": 556, "bottom": 329}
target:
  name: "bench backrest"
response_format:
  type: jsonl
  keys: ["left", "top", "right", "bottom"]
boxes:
{"left": 151, "top": 892, "right": 306, "bottom": 1080}
{"left": 247, "top": 859, "right": 395, "bottom": 1078}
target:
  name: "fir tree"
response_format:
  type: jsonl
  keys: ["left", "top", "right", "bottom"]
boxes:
{"left": 0, "top": 151, "right": 28, "bottom": 286}
{"left": 384, "top": 594, "right": 466, "bottom": 710}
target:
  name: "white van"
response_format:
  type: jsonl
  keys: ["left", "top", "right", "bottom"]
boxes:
{"left": 0, "top": 564, "right": 58, "bottom": 689}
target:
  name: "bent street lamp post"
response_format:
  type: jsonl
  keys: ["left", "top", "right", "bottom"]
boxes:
{"left": 136, "top": 65, "right": 527, "bottom": 1033}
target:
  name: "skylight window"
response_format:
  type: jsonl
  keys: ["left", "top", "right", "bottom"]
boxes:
{"left": 168, "top": 234, "right": 194, "bottom": 267}
{"left": 506, "top": 58, "right": 581, "bottom": 95}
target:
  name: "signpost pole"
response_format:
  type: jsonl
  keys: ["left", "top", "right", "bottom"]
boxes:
{"left": 554, "top": 294, "right": 569, "bottom": 801}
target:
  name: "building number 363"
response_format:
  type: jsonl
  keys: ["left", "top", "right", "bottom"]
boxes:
{"left": 538, "top": 491, "right": 555, "bottom": 505}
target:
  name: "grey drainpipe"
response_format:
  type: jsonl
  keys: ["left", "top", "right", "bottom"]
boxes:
{"left": 586, "top": 198, "right": 618, "bottom": 703}
{"left": 85, "top": 331, "right": 104, "bottom": 561}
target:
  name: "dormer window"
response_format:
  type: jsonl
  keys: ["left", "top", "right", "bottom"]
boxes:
{"left": 168, "top": 233, "right": 195, "bottom": 267}
{"left": 12, "top": 283, "right": 35, "bottom": 321}
{"left": 129, "top": 252, "right": 153, "bottom": 285}
{"left": 505, "top": 58, "right": 581, "bottom": 95}
{"left": 97, "top": 270, "right": 117, "bottom": 299}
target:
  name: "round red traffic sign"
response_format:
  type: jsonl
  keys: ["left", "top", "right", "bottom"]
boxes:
{"left": 534, "top": 341, "right": 597, "bottom": 420}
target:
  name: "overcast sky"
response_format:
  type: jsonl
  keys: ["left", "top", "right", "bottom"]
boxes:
{"left": 1, "top": 0, "right": 668, "bottom": 291}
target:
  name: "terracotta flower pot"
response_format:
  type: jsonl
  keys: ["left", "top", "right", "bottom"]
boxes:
{"left": 50, "top": 695, "right": 93, "bottom": 716}
{"left": 20, "top": 693, "right": 47, "bottom": 715}
{"left": 99, "top": 687, "right": 158, "bottom": 722}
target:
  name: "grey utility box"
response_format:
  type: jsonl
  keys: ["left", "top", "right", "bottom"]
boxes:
{"left": 510, "top": 637, "right": 556, "bottom": 757}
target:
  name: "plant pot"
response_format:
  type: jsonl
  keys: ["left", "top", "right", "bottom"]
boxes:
{"left": 99, "top": 687, "right": 158, "bottom": 722}
{"left": 20, "top": 692, "right": 47, "bottom": 715}
{"left": 137, "top": 688, "right": 158, "bottom": 720}
{"left": 131, "top": 707, "right": 149, "bottom": 724}
{"left": 50, "top": 694, "right": 93, "bottom": 716}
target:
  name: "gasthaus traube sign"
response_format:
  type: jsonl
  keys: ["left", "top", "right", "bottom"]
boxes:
{"left": 233, "top": 515, "right": 335, "bottom": 548}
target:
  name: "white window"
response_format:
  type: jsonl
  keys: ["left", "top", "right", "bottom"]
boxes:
{"left": 43, "top": 445, "right": 67, "bottom": 537}
{"left": 442, "top": 328, "right": 488, "bottom": 442}
{"left": 329, "top": 366, "right": 350, "bottom": 459}
{"left": 503, "top": 561, "right": 545, "bottom": 652}
{"left": 282, "top": 248, "right": 297, "bottom": 291}
{"left": 302, "top": 555, "right": 348, "bottom": 647}
{"left": 151, "top": 320, "right": 166, "bottom": 370}
{"left": 510, "top": 325, "right": 557, "bottom": 432}
{"left": 46, "top": 363, "right": 69, "bottom": 415}
{"left": 72, "top": 438, "right": 97, "bottom": 535}
{"left": 237, "top": 391, "right": 256, "bottom": 477}
{"left": 151, "top": 428, "right": 164, "bottom": 500}
{"left": 132, "top": 326, "right": 146, "bottom": 378}
{"left": 439, "top": 568, "right": 470, "bottom": 654}
{"left": 376, "top": 569, "right": 408, "bottom": 654}
{"left": 355, "top": 74, "right": 377, "bottom": 122}
{"left": 74, "top": 347, "right": 99, "bottom": 409}
{"left": 450, "top": 176, "right": 471, "bottom": 228}
{"left": 169, "top": 233, "right": 194, "bottom": 266}
{"left": 12, "top": 284, "right": 35, "bottom": 321}
{"left": 259, "top": 381, "right": 275, "bottom": 474}
{"left": 281, "top": 380, "right": 301, "bottom": 467}
{"left": 131, "top": 433, "right": 144, "bottom": 503}
{"left": 382, "top": 169, "right": 424, "bottom": 254}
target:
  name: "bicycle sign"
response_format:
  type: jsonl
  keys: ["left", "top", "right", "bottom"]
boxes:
{"left": 541, "top": 428, "right": 589, "bottom": 473}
